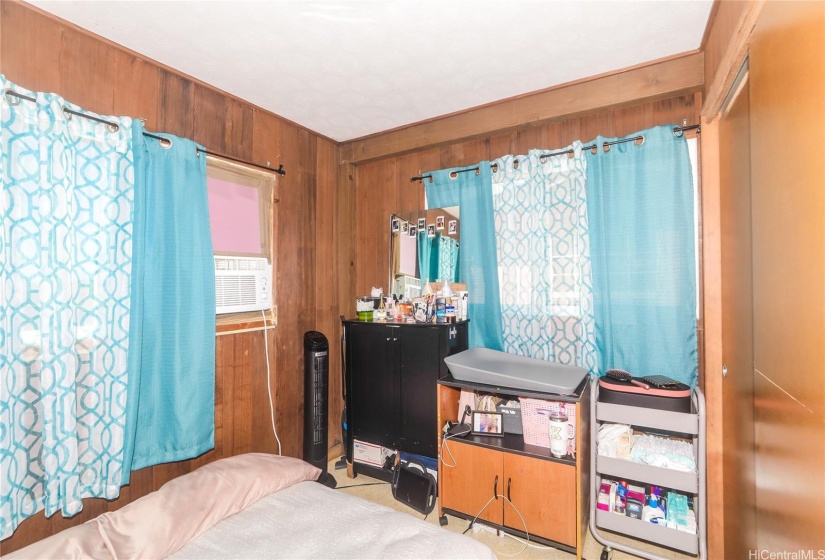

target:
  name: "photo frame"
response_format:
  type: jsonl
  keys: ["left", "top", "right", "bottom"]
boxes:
{"left": 417, "top": 217, "right": 426, "bottom": 230}
{"left": 409, "top": 225, "right": 417, "bottom": 237}
{"left": 471, "top": 411, "right": 503, "bottom": 437}
{"left": 427, "top": 224, "right": 436, "bottom": 238}
{"left": 436, "top": 216, "right": 445, "bottom": 230}
{"left": 448, "top": 219, "right": 457, "bottom": 235}
{"left": 391, "top": 218, "right": 400, "bottom": 233}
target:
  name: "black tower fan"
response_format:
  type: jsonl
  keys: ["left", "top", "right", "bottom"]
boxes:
{"left": 303, "top": 331, "right": 336, "bottom": 488}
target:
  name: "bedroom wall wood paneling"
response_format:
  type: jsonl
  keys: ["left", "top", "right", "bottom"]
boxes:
{"left": 0, "top": 1, "right": 343, "bottom": 553}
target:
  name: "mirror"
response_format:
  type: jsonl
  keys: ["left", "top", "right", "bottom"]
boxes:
{"left": 389, "top": 207, "right": 460, "bottom": 299}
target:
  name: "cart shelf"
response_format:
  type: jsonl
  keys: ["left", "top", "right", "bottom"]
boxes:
{"left": 595, "top": 511, "right": 699, "bottom": 555}
{"left": 595, "top": 456, "right": 698, "bottom": 494}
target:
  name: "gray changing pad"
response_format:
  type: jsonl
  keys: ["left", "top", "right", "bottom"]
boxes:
{"left": 444, "top": 348, "right": 587, "bottom": 395}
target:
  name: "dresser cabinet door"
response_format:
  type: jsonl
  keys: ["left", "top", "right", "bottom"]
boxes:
{"left": 439, "top": 440, "right": 503, "bottom": 525}
{"left": 398, "top": 326, "right": 440, "bottom": 456}
{"left": 347, "top": 323, "right": 399, "bottom": 448}
{"left": 503, "top": 453, "right": 576, "bottom": 546}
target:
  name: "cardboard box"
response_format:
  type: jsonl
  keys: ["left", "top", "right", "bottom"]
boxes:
{"left": 353, "top": 439, "right": 393, "bottom": 468}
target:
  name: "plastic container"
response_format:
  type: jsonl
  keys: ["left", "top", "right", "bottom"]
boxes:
{"left": 443, "top": 348, "right": 587, "bottom": 395}
{"left": 519, "top": 397, "right": 576, "bottom": 454}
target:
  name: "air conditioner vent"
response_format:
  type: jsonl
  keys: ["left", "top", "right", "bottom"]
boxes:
{"left": 214, "top": 256, "right": 271, "bottom": 314}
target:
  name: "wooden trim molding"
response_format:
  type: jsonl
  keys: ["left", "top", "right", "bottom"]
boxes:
{"left": 701, "top": 0, "right": 765, "bottom": 120}
{"left": 698, "top": 117, "right": 725, "bottom": 559}
{"left": 341, "top": 51, "right": 704, "bottom": 165}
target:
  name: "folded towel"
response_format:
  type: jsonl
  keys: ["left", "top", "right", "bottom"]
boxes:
{"left": 597, "top": 423, "right": 634, "bottom": 458}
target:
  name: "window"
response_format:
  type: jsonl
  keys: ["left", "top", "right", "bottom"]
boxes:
{"left": 206, "top": 157, "right": 277, "bottom": 332}
{"left": 207, "top": 157, "right": 274, "bottom": 259}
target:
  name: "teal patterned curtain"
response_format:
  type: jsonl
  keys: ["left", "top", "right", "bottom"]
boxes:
{"left": 491, "top": 146, "right": 597, "bottom": 373}
{"left": 0, "top": 75, "right": 136, "bottom": 537}
{"left": 436, "top": 234, "right": 460, "bottom": 283}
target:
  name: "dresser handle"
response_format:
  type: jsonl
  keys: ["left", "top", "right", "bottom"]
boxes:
{"left": 507, "top": 477, "right": 511, "bottom": 501}
{"left": 493, "top": 475, "right": 498, "bottom": 500}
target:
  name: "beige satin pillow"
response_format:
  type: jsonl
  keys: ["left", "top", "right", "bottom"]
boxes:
{"left": 96, "top": 453, "right": 320, "bottom": 559}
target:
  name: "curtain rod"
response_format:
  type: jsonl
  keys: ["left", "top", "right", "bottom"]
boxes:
{"left": 3, "top": 88, "right": 286, "bottom": 176}
{"left": 141, "top": 131, "right": 285, "bottom": 176}
{"left": 409, "top": 123, "right": 701, "bottom": 183}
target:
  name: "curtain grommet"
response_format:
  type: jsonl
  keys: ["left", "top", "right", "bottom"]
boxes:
{"left": 3, "top": 89, "right": 21, "bottom": 106}
{"left": 158, "top": 137, "right": 173, "bottom": 149}
{"left": 449, "top": 171, "right": 458, "bottom": 180}
{"left": 62, "top": 107, "right": 73, "bottom": 121}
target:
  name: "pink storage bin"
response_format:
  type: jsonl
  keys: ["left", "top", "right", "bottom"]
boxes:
{"left": 519, "top": 397, "right": 577, "bottom": 455}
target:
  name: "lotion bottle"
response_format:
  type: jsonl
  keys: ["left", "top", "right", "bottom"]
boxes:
{"left": 642, "top": 493, "right": 666, "bottom": 524}
{"left": 441, "top": 278, "right": 453, "bottom": 298}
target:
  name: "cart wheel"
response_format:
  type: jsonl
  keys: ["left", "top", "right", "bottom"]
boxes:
{"left": 600, "top": 547, "right": 613, "bottom": 560}
{"left": 439, "top": 515, "right": 448, "bottom": 527}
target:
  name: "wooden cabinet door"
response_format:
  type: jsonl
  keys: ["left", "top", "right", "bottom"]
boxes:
{"left": 503, "top": 454, "right": 576, "bottom": 546}
{"left": 397, "top": 326, "right": 440, "bottom": 456}
{"left": 347, "top": 323, "right": 399, "bottom": 448}
{"left": 439, "top": 440, "right": 503, "bottom": 525}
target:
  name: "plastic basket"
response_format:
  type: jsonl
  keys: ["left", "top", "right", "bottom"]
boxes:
{"left": 519, "top": 397, "right": 577, "bottom": 454}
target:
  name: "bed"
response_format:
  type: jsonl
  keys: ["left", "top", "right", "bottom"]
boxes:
{"left": 6, "top": 453, "right": 495, "bottom": 560}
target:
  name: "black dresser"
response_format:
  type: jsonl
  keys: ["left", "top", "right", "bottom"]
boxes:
{"left": 342, "top": 319, "right": 468, "bottom": 478}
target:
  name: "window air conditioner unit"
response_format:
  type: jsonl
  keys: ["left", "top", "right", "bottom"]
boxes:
{"left": 214, "top": 255, "right": 272, "bottom": 314}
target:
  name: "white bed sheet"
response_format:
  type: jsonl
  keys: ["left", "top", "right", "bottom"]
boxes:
{"left": 168, "top": 480, "right": 496, "bottom": 560}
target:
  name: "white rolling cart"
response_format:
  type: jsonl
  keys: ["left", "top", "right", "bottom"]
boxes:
{"left": 589, "top": 380, "right": 707, "bottom": 560}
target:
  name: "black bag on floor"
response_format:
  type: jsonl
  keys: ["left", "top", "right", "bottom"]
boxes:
{"left": 391, "top": 459, "right": 436, "bottom": 516}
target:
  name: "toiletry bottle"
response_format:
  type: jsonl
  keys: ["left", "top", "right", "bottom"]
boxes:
{"left": 445, "top": 298, "right": 456, "bottom": 323}
{"left": 608, "top": 481, "right": 618, "bottom": 513}
{"left": 441, "top": 278, "right": 453, "bottom": 298}
{"left": 613, "top": 480, "right": 627, "bottom": 515}
{"left": 642, "top": 492, "right": 666, "bottom": 524}
{"left": 435, "top": 297, "right": 446, "bottom": 323}
{"left": 375, "top": 296, "right": 386, "bottom": 322}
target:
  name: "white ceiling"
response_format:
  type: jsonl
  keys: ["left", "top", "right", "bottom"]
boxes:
{"left": 28, "top": 1, "right": 713, "bottom": 142}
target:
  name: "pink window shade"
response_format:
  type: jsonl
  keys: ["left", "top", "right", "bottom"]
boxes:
{"left": 207, "top": 176, "right": 262, "bottom": 255}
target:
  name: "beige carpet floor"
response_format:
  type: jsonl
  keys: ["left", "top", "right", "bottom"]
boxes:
{"left": 328, "top": 460, "right": 695, "bottom": 560}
